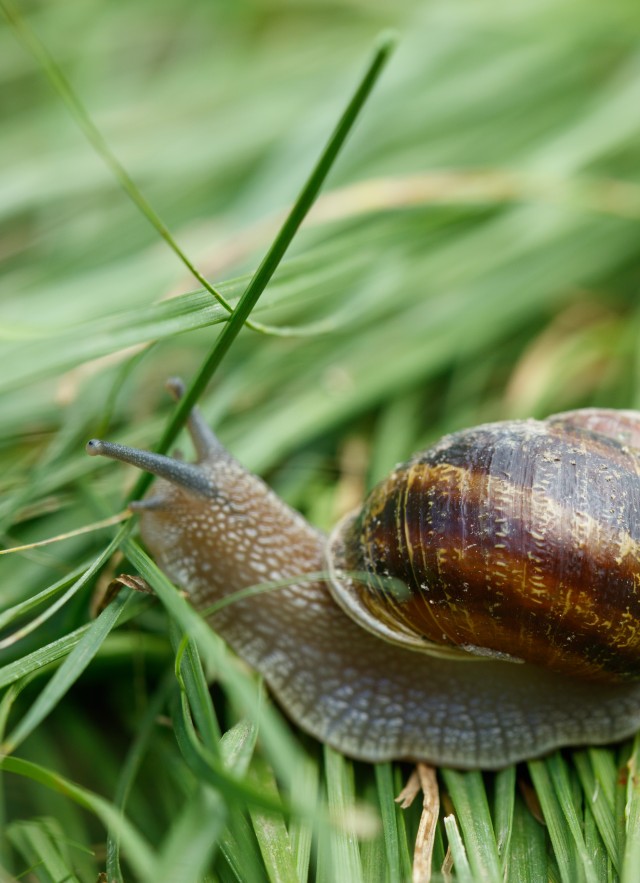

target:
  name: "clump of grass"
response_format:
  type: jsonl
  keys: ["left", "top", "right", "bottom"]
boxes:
{"left": 2, "top": 0, "right": 640, "bottom": 880}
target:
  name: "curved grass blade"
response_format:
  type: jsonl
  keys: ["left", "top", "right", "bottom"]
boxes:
{"left": 171, "top": 689, "right": 286, "bottom": 817}
{"left": 145, "top": 33, "right": 397, "bottom": 495}
{"left": 0, "top": 0, "right": 250, "bottom": 328}
{"left": 172, "top": 629, "right": 222, "bottom": 756}
{"left": 1, "top": 587, "right": 134, "bottom": 754}
{"left": 0, "top": 755, "right": 156, "bottom": 878}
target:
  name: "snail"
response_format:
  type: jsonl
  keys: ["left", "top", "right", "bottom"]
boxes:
{"left": 86, "top": 381, "right": 640, "bottom": 769}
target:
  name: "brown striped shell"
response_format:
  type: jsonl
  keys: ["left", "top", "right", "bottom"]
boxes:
{"left": 327, "top": 409, "right": 640, "bottom": 683}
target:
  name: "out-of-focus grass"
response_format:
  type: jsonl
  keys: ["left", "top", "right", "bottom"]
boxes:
{"left": 2, "top": 0, "right": 640, "bottom": 880}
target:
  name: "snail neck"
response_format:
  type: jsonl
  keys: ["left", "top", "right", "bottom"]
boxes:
{"left": 136, "top": 456, "right": 328, "bottom": 612}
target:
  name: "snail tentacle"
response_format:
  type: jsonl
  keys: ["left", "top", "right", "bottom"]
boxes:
{"left": 86, "top": 439, "right": 214, "bottom": 498}
{"left": 165, "top": 377, "right": 225, "bottom": 459}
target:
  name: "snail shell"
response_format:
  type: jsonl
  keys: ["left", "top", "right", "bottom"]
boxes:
{"left": 328, "top": 409, "right": 640, "bottom": 683}
{"left": 87, "top": 390, "right": 640, "bottom": 767}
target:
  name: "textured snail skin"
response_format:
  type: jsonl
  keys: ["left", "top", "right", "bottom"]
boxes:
{"left": 87, "top": 402, "right": 640, "bottom": 769}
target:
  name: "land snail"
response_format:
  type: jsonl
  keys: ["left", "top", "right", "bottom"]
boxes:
{"left": 87, "top": 381, "right": 640, "bottom": 769}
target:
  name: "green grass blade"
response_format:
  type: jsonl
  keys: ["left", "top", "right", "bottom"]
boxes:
{"left": 573, "top": 749, "right": 618, "bottom": 872}
{"left": 529, "top": 753, "right": 603, "bottom": 883}
{"left": 105, "top": 670, "right": 176, "bottom": 883}
{"left": 288, "top": 756, "right": 320, "bottom": 883}
{"left": 0, "top": 756, "right": 156, "bottom": 877}
{"left": 0, "top": 0, "right": 235, "bottom": 318}
{"left": 1, "top": 588, "right": 134, "bottom": 754}
{"left": 124, "top": 538, "right": 321, "bottom": 824}
{"left": 507, "top": 797, "right": 548, "bottom": 883}
{"left": 374, "top": 762, "right": 403, "bottom": 881}
{"left": 249, "top": 758, "right": 299, "bottom": 883}
{"left": 6, "top": 818, "right": 82, "bottom": 883}
{"left": 583, "top": 802, "right": 611, "bottom": 883}
{"left": 545, "top": 753, "right": 599, "bottom": 883}
{"left": 493, "top": 764, "right": 516, "bottom": 872}
{"left": 220, "top": 718, "right": 260, "bottom": 778}
{"left": 622, "top": 734, "right": 640, "bottom": 883}
{"left": 0, "top": 626, "right": 90, "bottom": 690}
{"left": 440, "top": 768, "right": 501, "bottom": 883}
{"left": 217, "top": 720, "right": 268, "bottom": 883}
{"left": 149, "top": 786, "right": 227, "bottom": 883}
{"left": 443, "top": 813, "right": 474, "bottom": 883}
{"left": 172, "top": 628, "right": 222, "bottom": 756}
{"left": 320, "top": 747, "right": 364, "bottom": 883}
{"left": 6, "top": 3, "right": 640, "bottom": 880}
{"left": 171, "top": 688, "right": 285, "bottom": 816}
{"left": 0, "top": 562, "right": 89, "bottom": 632}
{"left": 152, "top": 34, "right": 396, "bottom": 476}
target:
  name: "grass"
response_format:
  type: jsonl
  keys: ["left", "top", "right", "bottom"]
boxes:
{"left": 2, "top": 0, "right": 640, "bottom": 879}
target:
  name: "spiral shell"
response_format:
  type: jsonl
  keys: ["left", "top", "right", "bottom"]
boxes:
{"left": 327, "top": 409, "right": 640, "bottom": 682}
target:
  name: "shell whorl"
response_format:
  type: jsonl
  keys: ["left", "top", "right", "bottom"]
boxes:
{"left": 328, "top": 411, "right": 640, "bottom": 682}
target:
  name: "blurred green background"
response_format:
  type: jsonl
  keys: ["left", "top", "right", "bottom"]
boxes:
{"left": 3, "top": 0, "right": 640, "bottom": 880}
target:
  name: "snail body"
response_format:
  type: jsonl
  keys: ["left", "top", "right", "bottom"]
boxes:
{"left": 87, "top": 388, "right": 640, "bottom": 768}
